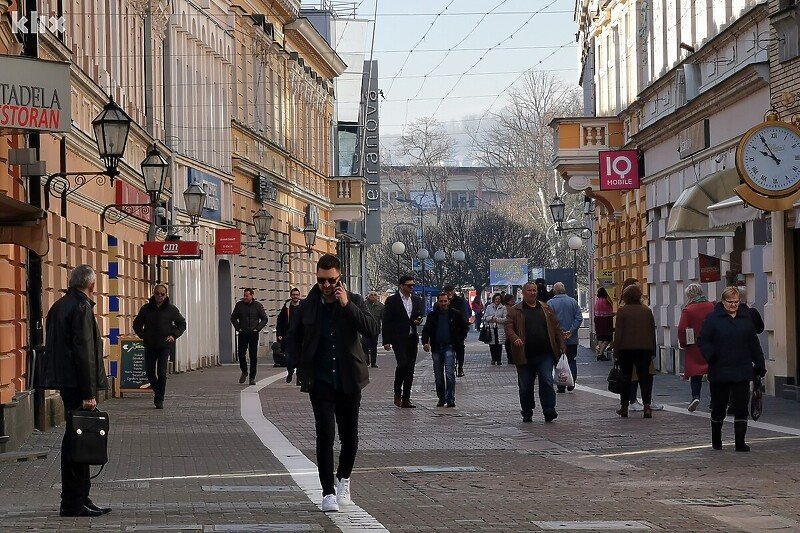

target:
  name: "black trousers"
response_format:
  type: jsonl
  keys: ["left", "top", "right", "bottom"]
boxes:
{"left": 238, "top": 330, "right": 259, "bottom": 379}
{"left": 309, "top": 381, "right": 361, "bottom": 496}
{"left": 59, "top": 389, "right": 90, "bottom": 510}
{"left": 144, "top": 346, "right": 170, "bottom": 401}
{"left": 617, "top": 349, "right": 653, "bottom": 407}
{"left": 710, "top": 381, "right": 750, "bottom": 422}
{"left": 361, "top": 335, "right": 379, "bottom": 366}
{"left": 393, "top": 337, "right": 418, "bottom": 399}
{"left": 455, "top": 343, "right": 465, "bottom": 369}
{"left": 489, "top": 343, "right": 503, "bottom": 363}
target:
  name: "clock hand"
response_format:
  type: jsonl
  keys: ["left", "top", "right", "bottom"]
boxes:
{"left": 759, "top": 135, "right": 782, "bottom": 165}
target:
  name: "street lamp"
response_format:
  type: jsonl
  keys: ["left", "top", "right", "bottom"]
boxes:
{"left": 279, "top": 222, "right": 318, "bottom": 270}
{"left": 417, "top": 248, "right": 429, "bottom": 304}
{"left": 568, "top": 235, "right": 583, "bottom": 300}
{"left": 182, "top": 181, "right": 207, "bottom": 227}
{"left": 453, "top": 250, "right": 465, "bottom": 292}
{"left": 140, "top": 144, "right": 169, "bottom": 204}
{"left": 434, "top": 249, "right": 446, "bottom": 287}
{"left": 391, "top": 241, "right": 406, "bottom": 281}
{"left": 240, "top": 207, "right": 274, "bottom": 250}
{"left": 549, "top": 195, "right": 591, "bottom": 236}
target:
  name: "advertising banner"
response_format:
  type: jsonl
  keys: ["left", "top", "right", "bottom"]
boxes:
{"left": 490, "top": 258, "right": 529, "bottom": 286}
{"left": 698, "top": 253, "right": 722, "bottom": 282}
{"left": 599, "top": 150, "right": 640, "bottom": 190}
{"left": 215, "top": 228, "right": 241, "bottom": 255}
{"left": 597, "top": 268, "right": 615, "bottom": 301}
{"left": 0, "top": 56, "right": 71, "bottom": 132}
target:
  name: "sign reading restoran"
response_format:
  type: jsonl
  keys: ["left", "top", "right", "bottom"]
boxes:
{"left": 0, "top": 56, "right": 71, "bottom": 132}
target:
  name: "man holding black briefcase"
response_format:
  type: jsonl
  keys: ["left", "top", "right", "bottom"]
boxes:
{"left": 39, "top": 264, "right": 112, "bottom": 517}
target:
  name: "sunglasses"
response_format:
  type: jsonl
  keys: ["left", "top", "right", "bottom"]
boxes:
{"left": 403, "top": 283, "right": 416, "bottom": 288}
{"left": 154, "top": 292, "right": 166, "bottom": 297}
{"left": 317, "top": 277, "right": 340, "bottom": 286}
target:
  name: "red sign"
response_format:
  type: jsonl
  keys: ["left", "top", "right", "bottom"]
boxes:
{"left": 599, "top": 150, "right": 640, "bottom": 190}
{"left": 215, "top": 228, "right": 241, "bottom": 255}
{"left": 698, "top": 253, "right": 721, "bottom": 282}
{"left": 115, "top": 181, "right": 153, "bottom": 223}
{"left": 143, "top": 241, "right": 201, "bottom": 257}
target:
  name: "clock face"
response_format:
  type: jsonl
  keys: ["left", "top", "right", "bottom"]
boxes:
{"left": 737, "top": 122, "right": 800, "bottom": 196}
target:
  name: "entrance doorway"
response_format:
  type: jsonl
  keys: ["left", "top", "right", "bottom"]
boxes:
{"left": 218, "top": 259, "right": 234, "bottom": 363}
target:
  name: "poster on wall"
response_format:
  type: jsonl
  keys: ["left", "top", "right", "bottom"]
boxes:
{"left": 698, "top": 253, "right": 722, "bottom": 282}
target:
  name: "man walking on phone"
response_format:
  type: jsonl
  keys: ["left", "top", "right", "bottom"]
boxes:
{"left": 39, "top": 264, "right": 111, "bottom": 517}
{"left": 286, "top": 254, "right": 378, "bottom": 512}
{"left": 382, "top": 275, "right": 425, "bottom": 408}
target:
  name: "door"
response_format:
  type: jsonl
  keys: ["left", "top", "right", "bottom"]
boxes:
{"left": 218, "top": 259, "right": 234, "bottom": 363}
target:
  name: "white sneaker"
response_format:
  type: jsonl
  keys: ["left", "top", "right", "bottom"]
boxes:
{"left": 629, "top": 401, "right": 644, "bottom": 412}
{"left": 336, "top": 477, "right": 352, "bottom": 506}
{"left": 650, "top": 402, "right": 664, "bottom": 411}
{"left": 688, "top": 398, "right": 700, "bottom": 412}
{"left": 322, "top": 494, "right": 339, "bottom": 512}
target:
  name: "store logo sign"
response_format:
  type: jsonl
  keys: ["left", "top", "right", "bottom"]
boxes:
{"left": 11, "top": 11, "right": 66, "bottom": 34}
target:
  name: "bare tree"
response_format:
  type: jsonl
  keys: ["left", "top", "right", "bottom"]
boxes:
{"left": 467, "top": 72, "right": 583, "bottom": 232}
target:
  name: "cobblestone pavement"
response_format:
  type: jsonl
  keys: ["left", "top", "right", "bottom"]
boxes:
{"left": 2, "top": 330, "right": 800, "bottom": 532}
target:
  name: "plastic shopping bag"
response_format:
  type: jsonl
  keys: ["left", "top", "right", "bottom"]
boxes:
{"left": 554, "top": 354, "right": 575, "bottom": 388}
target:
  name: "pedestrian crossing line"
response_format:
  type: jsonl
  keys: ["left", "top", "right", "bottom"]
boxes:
{"left": 573, "top": 384, "right": 800, "bottom": 436}
{"left": 241, "top": 373, "right": 391, "bottom": 533}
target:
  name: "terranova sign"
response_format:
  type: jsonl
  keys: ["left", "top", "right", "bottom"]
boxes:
{"left": 0, "top": 56, "right": 71, "bottom": 132}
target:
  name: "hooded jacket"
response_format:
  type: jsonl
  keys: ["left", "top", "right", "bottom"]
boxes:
{"left": 133, "top": 296, "right": 187, "bottom": 350}
{"left": 38, "top": 287, "right": 109, "bottom": 398}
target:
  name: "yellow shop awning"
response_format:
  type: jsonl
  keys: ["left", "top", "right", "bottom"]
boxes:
{"left": 665, "top": 168, "right": 741, "bottom": 240}
{"left": 0, "top": 193, "right": 49, "bottom": 256}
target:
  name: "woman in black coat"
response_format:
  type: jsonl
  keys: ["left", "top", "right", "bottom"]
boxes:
{"left": 699, "top": 286, "right": 766, "bottom": 452}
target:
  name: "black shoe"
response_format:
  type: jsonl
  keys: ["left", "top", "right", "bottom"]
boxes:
{"left": 544, "top": 410, "right": 558, "bottom": 422}
{"left": 457, "top": 369, "right": 465, "bottom": 377}
{"left": 446, "top": 401, "right": 455, "bottom": 408}
{"left": 154, "top": 400, "right": 164, "bottom": 409}
{"left": 436, "top": 400, "right": 445, "bottom": 407}
{"left": 522, "top": 415, "right": 533, "bottom": 423}
{"left": 567, "top": 385, "right": 575, "bottom": 392}
{"left": 59, "top": 505, "right": 103, "bottom": 517}
{"left": 556, "top": 387, "right": 566, "bottom": 393}
{"left": 286, "top": 369, "right": 294, "bottom": 383}
{"left": 85, "top": 502, "right": 112, "bottom": 514}
{"left": 249, "top": 378, "right": 256, "bottom": 386}
{"left": 496, "top": 361, "right": 502, "bottom": 366}
{"left": 370, "top": 364, "right": 378, "bottom": 368}
{"left": 239, "top": 371, "right": 247, "bottom": 384}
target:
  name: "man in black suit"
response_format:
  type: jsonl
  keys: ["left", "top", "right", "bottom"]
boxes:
{"left": 382, "top": 274, "right": 424, "bottom": 408}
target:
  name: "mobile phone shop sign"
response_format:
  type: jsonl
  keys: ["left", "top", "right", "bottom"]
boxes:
{"left": 599, "top": 150, "right": 640, "bottom": 191}
{"left": 0, "top": 56, "right": 71, "bottom": 132}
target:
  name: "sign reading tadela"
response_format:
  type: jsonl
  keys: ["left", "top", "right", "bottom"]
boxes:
{"left": 0, "top": 56, "right": 71, "bottom": 132}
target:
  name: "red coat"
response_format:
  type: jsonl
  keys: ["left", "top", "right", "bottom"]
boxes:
{"left": 678, "top": 300, "right": 715, "bottom": 377}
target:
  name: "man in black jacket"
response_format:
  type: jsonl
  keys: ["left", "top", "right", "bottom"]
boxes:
{"left": 443, "top": 284, "right": 469, "bottom": 377}
{"left": 285, "top": 254, "right": 378, "bottom": 513}
{"left": 39, "top": 264, "right": 111, "bottom": 517}
{"left": 422, "top": 293, "right": 469, "bottom": 407}
{"left": 230, "top": 288, "right": 268, "bottom": 385}
{"left": 276, "top": 287, "right": 302, "bottom": 384}
{"left": 133, "top": 284, "right": 187, "bottom": 409}
{"left": 382, "top": 275, "right": 424, "bottom": 408}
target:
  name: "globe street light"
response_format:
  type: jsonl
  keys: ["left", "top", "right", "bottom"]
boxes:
{"left": 391, "top": 241, "right": 406, "bottom": 282}
{"left": 417, "top": 248, "right": 429, "bottom": 304}
{"left": 453, "top": 250, "right": 465, "bottom": 292}
{"left": 568, "top": 235, "right": 583, "bottom": 300}
{"left": 434, "top": 249, "right": 446, "bottom": 287}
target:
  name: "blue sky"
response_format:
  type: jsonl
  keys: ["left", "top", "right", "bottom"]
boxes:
{"left": 336, "top": 0, "right": 580, "bottom": 161}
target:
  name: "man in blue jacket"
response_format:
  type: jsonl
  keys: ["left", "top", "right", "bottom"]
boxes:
{"left": 38, "top": 264, "right": 111, "bottom": 517}
{"left": 547, "top": 282, "right": 583, "bottom": 392}
{"left": 422, "top": 293, "right": 469, "bottom": 407}
{"left": 286, "top": 254, "right": 378, "bottom": 512}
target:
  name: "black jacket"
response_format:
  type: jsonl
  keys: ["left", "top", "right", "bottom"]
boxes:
{"left": 285, "top": 285, "right": 378, "bottom": 394}
{"left": 382, "top": 292, "right": 424, "bottom": 348}
{"left": 699, "top": 302, "right": 766, "bottom": 383}
{"left": 132, "top": 296, "right": 187, "bottom": 350}
{"left": 230, "top": 299, "right": 268, "bottom": 332}
{"left": 421, "top": 306, "right": 469, "bottom": 348}
{"left": 276, "top": 300, "right": 300, "bottom": 339}
{"left": 38, "top": 287, "right": 109, "bottom": 399}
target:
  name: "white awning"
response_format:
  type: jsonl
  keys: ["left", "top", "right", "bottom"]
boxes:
{"left": 666, "top": 168, "right": 741, "bottom": 240}
{"left": 708, "top": 196, "right": 763, "bottom": 228}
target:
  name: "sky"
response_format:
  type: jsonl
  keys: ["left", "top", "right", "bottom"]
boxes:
{"left": 319, "top": 0, "right": 581, "bottom": 164}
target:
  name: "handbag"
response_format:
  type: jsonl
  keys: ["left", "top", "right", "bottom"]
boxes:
{"left": 751, "top": 377, "right": 764, "bottom": 421}
{"left": 607, "top": 361, "right": 628, "bottom": 394}
{"left": 478, "top": 323, "right": 492, "bottom": 344}
{"left": 67, "top": 409, "right": 110, "bottom": 476}
{"left": 554, "top": 353, "right": 575, "bottom": 388}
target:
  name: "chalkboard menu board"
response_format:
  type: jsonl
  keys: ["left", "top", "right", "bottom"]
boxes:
{"left": 119, "top": 338, "right": 150, "bottom": 392}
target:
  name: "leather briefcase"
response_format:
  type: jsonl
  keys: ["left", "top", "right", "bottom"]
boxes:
{"left": 68, "top": 409, "right": 110, "bottom": 466}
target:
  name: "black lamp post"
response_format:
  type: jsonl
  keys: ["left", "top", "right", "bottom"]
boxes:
{"left": 549, "top": 195, "right": 591, "bottom": 236}
{"left": 140, "top": 144, "right": 169, "bottom": 204}
{"left": 279, "top": 223, "right": 318, "bottom": 270}
{"left": 92, "top": 98, "right": 133, "bottom": 180}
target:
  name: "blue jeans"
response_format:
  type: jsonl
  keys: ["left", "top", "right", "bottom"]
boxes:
{"left": 690, "top": 375, "right": 703, "bottom": 399}
{"left": 431, "top": 345, "right": 456, "bottom": 403}
{"left": 516, "top": 354, "right": 556, "bottom": 416}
